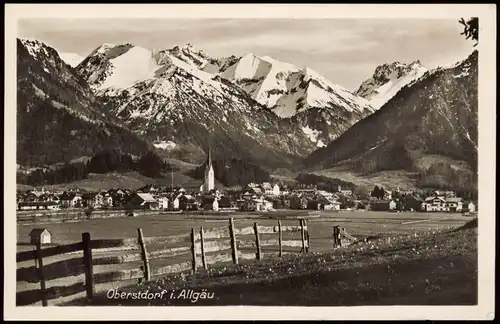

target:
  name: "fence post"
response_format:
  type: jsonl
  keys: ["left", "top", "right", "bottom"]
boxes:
{"left": 137, "top": 228, "right": 151, "bottom": 281}
{"left": 333, "top": 226, "right": 341, "bottom": 248}
{"left": 190, "top": 228, "right": 197, "bottom": 273}
{"left": 333, "top": 226, "right": 337, "bottom": 248}
{"left": 278, "top": 219, "right": 283, "bottom": 257}
{"left": 35, "top": 242, "right": 48, "bottom": 306}
{"left": 300, "top": 219, "right": 306, "bottom": 253}
{"left": 304, "top": 219, "right": 310, "bottom": 253}
{"left": 229, "top": 217, "right": 238, "bottom": 264}
{"left": 82, "top": 232, "right": 94, "bottom": 303}
{"left": 200, "top": 226, "right": 207, "bottom": 270}
{"left": 253, "top": 222, "right": 261, "bottom": 261}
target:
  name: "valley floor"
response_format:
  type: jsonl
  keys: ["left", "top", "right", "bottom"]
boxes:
{"left": 66, "top": 219, "right": 477, "bottom": 306}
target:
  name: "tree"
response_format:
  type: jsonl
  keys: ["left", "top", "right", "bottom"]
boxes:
{"left": 117, "top": 153, "right": 136, "bottom": 172}
{"left": 85, "top": 206, "right": 94, "bottom": 219}
{"left": 459, "top": 17, "right": 479, "bottom": 46}
{"left": 87, "top": 149, "right": 121, "bottom": 174}
{"left": 137, "top": 151, "right": 166, "bottom": 178}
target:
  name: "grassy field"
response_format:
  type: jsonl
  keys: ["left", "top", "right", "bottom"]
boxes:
{"left": 66, "top": 218, "right": 478, "bottom": 306}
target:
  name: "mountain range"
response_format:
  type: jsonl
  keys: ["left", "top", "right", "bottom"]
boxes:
{"left": 304, "top": 50, "right": 478, "bottom": 188}
{"left": 17, "top": 37, "right": 477, "bottom": 190}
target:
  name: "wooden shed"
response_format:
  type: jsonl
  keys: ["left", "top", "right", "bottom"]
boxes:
{"left": 29, "top": 228, "right": 52, "bottom": 245}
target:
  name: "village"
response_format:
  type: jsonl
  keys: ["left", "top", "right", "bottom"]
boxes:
{"left": 16, "top": 182, "right": 476, "bottom": 215}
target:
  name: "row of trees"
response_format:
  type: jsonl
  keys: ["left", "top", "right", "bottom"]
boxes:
{"left": 18, "top": 150, "right": 173, "bottom": 186}
{"left": 416, "top": 161, "right": 477, "bottom": 193}
{"left": 370, "top": 185, "right": 387, "bottom": 200}
{"left": 86, "top": 150, "right": 173, "bottom": 177}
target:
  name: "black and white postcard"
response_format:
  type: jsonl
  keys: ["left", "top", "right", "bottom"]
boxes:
{"left": 3, "top": 3, "right": 496, "bottom": 321}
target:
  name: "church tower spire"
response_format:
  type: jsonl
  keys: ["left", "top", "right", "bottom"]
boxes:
{"left": 207, "top": 143, "right": 213, "bottom": 169}
{"left": 203, "top": 142, "right": 215, "bottom": 193}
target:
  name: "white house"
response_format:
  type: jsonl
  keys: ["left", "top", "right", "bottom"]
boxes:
{"left": 262, "top": 198, "right": 274, "bottom": 211}
{"left": 261, "top": 182, "right": 280, "bottom": 196}
{"left": 60, "top": 193, "right": 82, "bottom": 208}
{"left": 171, "top": 196, "right": 180, "bottom": 210}
{"left": 337, "top": 185, "right": 353, "bottom": 196}
{"left": 324, "top": 197, "right": 341, "bottom": 211}
{"left": 156, "top": 196, "right": 169, "bottom": 210}
{"left": 423, "top": 196, "right": 448, "bottom": 212}
{"left": 272, "top": 183, "right": 281, "bottom": 196}
{"left": 81, "top": 192, "right": 104, "bottom": 209}
{"left": 102, "top": 194, "right": 114, "bottom": 208}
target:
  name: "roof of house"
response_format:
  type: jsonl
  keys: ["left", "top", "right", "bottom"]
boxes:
{"left": 81, "top": 192, "right": 101, "bottom": 199}
{"left": 446, "top": 197, "right": 463, "bottom": 203}
{"left": 261, "top": 182, "right": 272, "bottom": 189}
{"left": 29, "top": 228, "right": 51, "bottom": 237}
{"left": 425, "top": 196, "right": 445, "bottom": 202}
{"left": 136, "top": 193, "right": 157, "bottom": 202}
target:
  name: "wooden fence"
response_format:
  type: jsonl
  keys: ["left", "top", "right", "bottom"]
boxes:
{"left": 332, "top": 225, "right": 357, "bottom": 248}
{"left": 16, "top": 218, "right": 310, "bottom": 306}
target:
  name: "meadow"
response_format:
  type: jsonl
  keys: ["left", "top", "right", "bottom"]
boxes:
{"left": 16, "top": 211, "right": 474, "bottom": 306}
{"left": 73, "top": 218, "right": 479, "bottom": 306}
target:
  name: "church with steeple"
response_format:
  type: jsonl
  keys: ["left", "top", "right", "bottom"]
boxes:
{"left": 199, "top": 147, "right": 215, "bottom": 193}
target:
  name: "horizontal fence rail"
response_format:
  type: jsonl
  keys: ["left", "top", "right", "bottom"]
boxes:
{"left": 16, "top": 217, "right": 314, "bottom": 306}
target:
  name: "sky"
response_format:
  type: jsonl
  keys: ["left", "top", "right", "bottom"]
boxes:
{"left": 18, "top": 18, "right": 475, "bottom": 91}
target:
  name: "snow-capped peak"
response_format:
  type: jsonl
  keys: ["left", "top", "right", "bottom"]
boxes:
{"left": 76, "top": 44, "right": 159, "bottom": 90}
{"left": 96, "top": 43, "right": 127, "bottom": 53}
{"left": 220, "top": 53, "right": 373, "bottom": 118}
{"left": 181, "top": 43, "right": 203, "bottom": 53}
{"left": 355, "top": 60, "right": 428, "bottom": 109}
{"left": 19, "top": 38, "right": 52, "bottom": 58}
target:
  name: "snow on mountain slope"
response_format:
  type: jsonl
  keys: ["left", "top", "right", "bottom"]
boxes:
{"left": 219, "top": 53, "right": 375, "bottom": 147}
{"left": 221, "top": 53, "right": 302, "bottom": 111}
{"left": 100, "top": 46, "right": 159, "bottom": 90}
{"left": 76, "top": 43, "right": 315, "bottom": 168}
{"left": 58, "top": 52, "right": 85, "bottom": 67}
{"left": 355, "top": 60, "right": 428, "bottom": 109}
{"left": 76, "top": 43, "right": 161, "bottom": 90}
{"left": 221, "top": 54, "right": 374, "bottom": 118}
